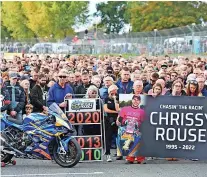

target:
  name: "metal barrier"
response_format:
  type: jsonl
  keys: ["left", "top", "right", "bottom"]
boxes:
{"left": 1, "top": 24, "right": 207, "bottom": 56}
{"left": 64, "top": 95, "right": 105, "bottom": 162}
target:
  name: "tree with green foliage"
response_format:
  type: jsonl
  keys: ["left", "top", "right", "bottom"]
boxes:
{"left": 1, "top": 25, "right": 12, "bottom": 40}
{"left": 127, "top": 1, "right": 207, "bottom": 32}
{"left": 48, "top": 1, "right": 89, "bottom": 38}
{"left": 1, "top": 1, "right": 89, "bottom": 40}
{"left": 95, "top": 1, "right": 129, "bottom": 34}
{"left": 1, "top": 2, "right": 35, "bottom": 39}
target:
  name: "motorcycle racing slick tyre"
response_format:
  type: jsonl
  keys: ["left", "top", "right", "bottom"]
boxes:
{"left": 53, "top": 138, "right": 81, "bottom": 168}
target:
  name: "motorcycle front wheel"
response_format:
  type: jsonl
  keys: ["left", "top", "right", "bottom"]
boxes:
{"left": 53, "top": 138, "right": 81, "bottom": 168}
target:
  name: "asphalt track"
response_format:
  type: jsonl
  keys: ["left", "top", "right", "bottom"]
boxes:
{"left": 1, "top": 157, "right": 207, "bottom": 177}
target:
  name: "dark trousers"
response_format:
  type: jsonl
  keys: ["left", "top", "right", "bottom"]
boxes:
{"left": 104, "top": 119, "right": 117, "bottom": 155}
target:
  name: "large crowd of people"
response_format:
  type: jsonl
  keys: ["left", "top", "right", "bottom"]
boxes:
{"left": 1, "top": 53, "right": 207, "bottom": 163}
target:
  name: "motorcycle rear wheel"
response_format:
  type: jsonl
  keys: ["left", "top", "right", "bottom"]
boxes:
{"left": 53, "top": 138, "right": 81, "bottom": 168}
{"left": 0, "top": 133, "right": 14, "bottom": 163}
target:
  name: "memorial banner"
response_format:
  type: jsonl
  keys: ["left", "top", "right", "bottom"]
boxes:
{"left": 119, "top": 94, "right": 207, "bottom": 159}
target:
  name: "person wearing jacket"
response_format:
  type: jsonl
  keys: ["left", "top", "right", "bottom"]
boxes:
{"left": 30, "top": 74, "right": 49, "bottom": 112}
{"left": 20, "top": 79, "right": 32, "bottom": 115}
{"left": 2, "top": 72, "right": 25, "bottom": 124}
{"left": 143, "top": 72, "right": 159, "bottom": 94}
{"left": 29, "top": 70, "right": 39, "bottom": 89}
{"left": 0, "top": 78, "right": 11, "bottom": 112}
{"left": 116, "top": 67, "right": 133, "bottom": 94}
{"left": 99, "top": 76, "right": 114, "bottom": 100}
{"left": 196, "top": 76, "right": 207, "bottom": 97}
{"left": 75, "top": 72, "right": 93, "bottom": 98}
{"left": 47, "top": 69, "right": 73, "bottom": 109}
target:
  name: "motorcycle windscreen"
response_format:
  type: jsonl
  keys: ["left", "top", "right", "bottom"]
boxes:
{"left": 49, "top": 103, "right": 67, "bottom": 121}
{"left": 49, "top": 103, "right": 73, "bottom": 130}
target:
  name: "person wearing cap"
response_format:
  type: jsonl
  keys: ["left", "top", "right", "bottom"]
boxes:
{"left": 2, "top": 72, "right": 26, "bottom": 124}
{"left": 99, "top": 76, "right": 114, "bottom": 100}
{"left": 160, "top": 64, "right": 168, "bottom": 72}
{"left": 116, "top": 95, "right": 146, "bottom": 164}
{"left": 103, "top": 84, "right": 119, "bottom": 162}
{"left": 116, "top": 67, "right": 133, "bottom": 94}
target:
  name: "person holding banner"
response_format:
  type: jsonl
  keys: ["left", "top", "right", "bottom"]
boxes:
{"left": 104, "top": 85, "right": 119, "bottom": 162}
{"left": 116, "top": 95, "right": 146, "bottom": 164}
{"left": 165, "top": 80, "right": 186, "bottom": 161}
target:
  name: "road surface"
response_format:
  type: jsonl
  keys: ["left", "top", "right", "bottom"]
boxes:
{"left": 1, "top": 157, "right": 207, "bottom": 177}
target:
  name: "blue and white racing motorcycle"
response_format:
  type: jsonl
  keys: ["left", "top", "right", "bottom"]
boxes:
{"left": 0, "top": 103, "right": 81, "bottom": 168}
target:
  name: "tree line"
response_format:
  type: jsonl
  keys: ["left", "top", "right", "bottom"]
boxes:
{"left": 1, "top": 1, "right": 207, "bottom": 40}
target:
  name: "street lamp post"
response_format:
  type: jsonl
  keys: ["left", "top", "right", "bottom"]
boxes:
{"left": 94, "top": 17, "right": 101, "bottom": 54}
{"left": 191, "top": 23, "right": 196, "bottom": 54}
{"left": 154, "top": 29, "right": 157, "bottom": 55}
{"left": 95, "top": 21, "right": 98, "bottom": 54}
{"left": 5, "top": 37, "right": 8, "bottom": 52}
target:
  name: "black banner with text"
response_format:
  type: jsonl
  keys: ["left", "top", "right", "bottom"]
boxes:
{"left": 139, "top": 95, "right": 207, "bottom": 159}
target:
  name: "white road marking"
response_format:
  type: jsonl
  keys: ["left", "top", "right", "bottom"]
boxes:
{"left": 1, "top": 172, "right": 104, "bottom": 176}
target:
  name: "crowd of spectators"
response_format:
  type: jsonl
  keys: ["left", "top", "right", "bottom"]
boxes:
{"left": 1, "top": 53, "right": 207, "bottom": 162}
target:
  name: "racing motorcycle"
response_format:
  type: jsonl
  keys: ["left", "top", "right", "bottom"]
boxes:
{"left": 0, "top": 103, "right": 81, "bottom": 168}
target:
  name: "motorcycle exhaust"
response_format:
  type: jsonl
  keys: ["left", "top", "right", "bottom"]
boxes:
{"left": 0, "top": 146, "right": 15, "bottom": 155}
{"left": 0, "top": 136, "right": 24, "bottom": 156}
{"left": 0, "top": 136, "right": 6, "bottom": 143}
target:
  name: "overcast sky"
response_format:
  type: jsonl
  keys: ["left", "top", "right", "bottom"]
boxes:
{"left": 74, "top": 1, "right": 107, "bottom": 32}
